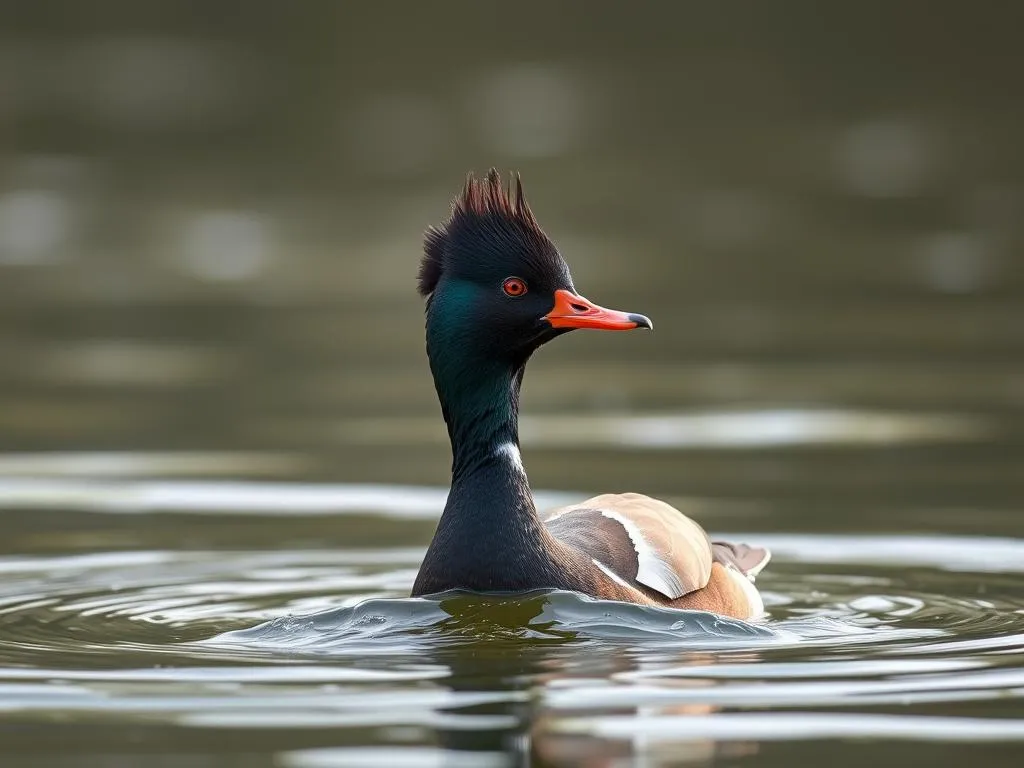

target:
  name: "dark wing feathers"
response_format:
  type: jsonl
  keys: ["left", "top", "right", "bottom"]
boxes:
{"left": 544, "top": 507, "right": 640, "bottom": 578}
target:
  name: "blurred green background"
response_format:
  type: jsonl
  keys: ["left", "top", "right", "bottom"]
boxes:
{"left": 1, "top": 1, "right": 1022, "bottom": 521}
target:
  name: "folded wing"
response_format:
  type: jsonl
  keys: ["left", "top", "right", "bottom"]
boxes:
{"left": 543, "top": 492, "right": 714, "bottom": 599}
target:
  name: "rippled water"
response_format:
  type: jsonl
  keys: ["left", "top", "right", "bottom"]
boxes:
{"left": 2, "top": 471, "right": 1023, "bottom": 767}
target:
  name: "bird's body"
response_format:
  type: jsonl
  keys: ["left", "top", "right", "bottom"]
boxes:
{"left": 412, "top": 170, "right": 769, "bottom": 620}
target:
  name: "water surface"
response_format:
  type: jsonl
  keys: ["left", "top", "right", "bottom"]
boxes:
{"left": 2, "top": 470, "right": 1023, "bottom": 767}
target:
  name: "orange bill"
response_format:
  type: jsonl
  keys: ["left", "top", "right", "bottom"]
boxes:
{"left": 545, "top": 289, "right": 652, "bottom": 331}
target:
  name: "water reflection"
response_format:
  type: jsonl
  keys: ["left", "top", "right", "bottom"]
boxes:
{"left": 319, "top": 408, "right": 989, "bottom": 449}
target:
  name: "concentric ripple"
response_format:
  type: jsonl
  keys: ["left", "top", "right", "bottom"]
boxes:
{"left": 1, "top": 480, "right": 1023, "bottom": 765}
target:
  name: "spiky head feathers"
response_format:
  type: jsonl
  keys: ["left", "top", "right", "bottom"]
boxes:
{"left": 418, "top": 169, "right": 570, "bottom": 299}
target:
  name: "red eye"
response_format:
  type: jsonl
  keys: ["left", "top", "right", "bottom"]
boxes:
{"left": 502, "top": 277, "right": 528, "bottom": 297}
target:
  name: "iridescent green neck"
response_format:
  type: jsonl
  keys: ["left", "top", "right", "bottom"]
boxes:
{"left": 418, "top": 333, "right": 551, "bottom": 596}
{"left": 415, "top": 285, "right": 563, "bottom": 597}
{"left": 425, "top": 282, "right": 527, "bottom": 479}
{"left": 429, "top": 347, "right": 524, "bottom": 480}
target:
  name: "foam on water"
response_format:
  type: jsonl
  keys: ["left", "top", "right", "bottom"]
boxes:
{"left": 208, "top": 590, "right": 783, "bottom": 655}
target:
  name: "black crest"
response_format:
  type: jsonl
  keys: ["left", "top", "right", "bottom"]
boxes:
{"left": 418, "top": 169, "right": 559, "bottom": 298}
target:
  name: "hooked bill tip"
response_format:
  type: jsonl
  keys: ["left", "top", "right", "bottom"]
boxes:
{"left": 628, "top": 313, "right": 653, "bottom": 330}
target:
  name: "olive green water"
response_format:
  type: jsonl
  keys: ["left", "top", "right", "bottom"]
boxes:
{"left": 2, "top": 4, "right": 1024, "bottom": 767}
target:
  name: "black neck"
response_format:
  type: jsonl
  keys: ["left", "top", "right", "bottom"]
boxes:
{"left": 413, "top": 354, "right": 558, "bottom": 594}
{"left": 444, "top": 362, "right": 522, "bottom": 480}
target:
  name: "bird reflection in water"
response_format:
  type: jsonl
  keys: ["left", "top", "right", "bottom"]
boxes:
{"left": 425, "top": 591, "right": 761, "bottom": 766}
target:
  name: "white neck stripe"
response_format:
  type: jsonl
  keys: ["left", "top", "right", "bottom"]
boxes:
{"left": 493, "top": 441, "right": 525, "bottom": 474}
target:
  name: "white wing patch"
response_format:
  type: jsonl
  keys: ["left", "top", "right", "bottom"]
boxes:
{"left": 591, "top": 558, "right": 632, "bottom": 589}
{"left": 599, "top": 508, "right": 687, "bottom": 599}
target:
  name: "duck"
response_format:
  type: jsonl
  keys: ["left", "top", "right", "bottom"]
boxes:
{"left": 411, "top": 169, "right": 770, "bottom": 620}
